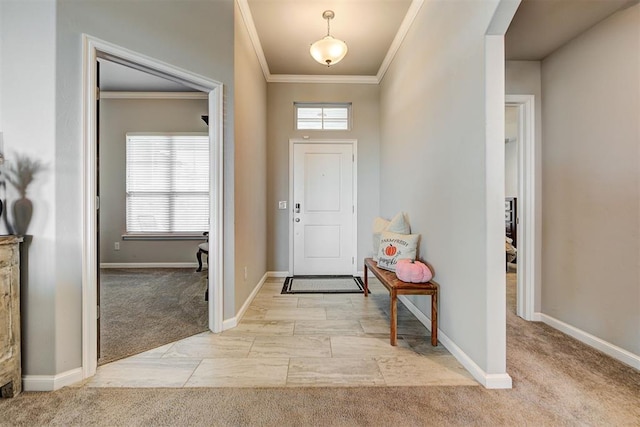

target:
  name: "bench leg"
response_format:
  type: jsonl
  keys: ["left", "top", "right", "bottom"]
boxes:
{"left": 390, "top": 290, "right": 397, "bottom": 346}
{"left": 363, "top": 264, "right": 369, "bottom": 297}
{"left": 431, "top": 292, "right": 438, "bottom": 346}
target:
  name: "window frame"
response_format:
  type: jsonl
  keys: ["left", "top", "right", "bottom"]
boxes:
{"left": 124, "top": 132, "right": 210, "bottom": 240}
{"left": 294, "top": 102, "right": 352, "bottom": 131}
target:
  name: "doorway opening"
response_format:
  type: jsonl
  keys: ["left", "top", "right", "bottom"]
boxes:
{"left": 505, "top": 95, "right": 537, "bottom": 321}
{"left": 96, "top": 59, "right": 210, "bottom": 365}
{"left": 505, "top": 105, "right": 519, "bottom": 315}
{"left": 82, "top": 35, "right": 224, "bottom": 379}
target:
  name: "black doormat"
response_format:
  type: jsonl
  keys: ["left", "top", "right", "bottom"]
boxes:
{"left": 281, "top": 275, "right": 365, "bottom": 294}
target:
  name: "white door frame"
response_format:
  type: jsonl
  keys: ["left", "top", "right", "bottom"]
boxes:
{"left": 288, "top": 139, "right": 358, "bottom": 276}
{"left": 81, "top": 34, "right": 224, "bottom": 379}
{"left": 506, "top": 94, "right": 537, "bottom": 321}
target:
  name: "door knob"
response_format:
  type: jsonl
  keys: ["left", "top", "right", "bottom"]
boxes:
{"left": 295, "top": 218, "right": 301, "bottom": 222}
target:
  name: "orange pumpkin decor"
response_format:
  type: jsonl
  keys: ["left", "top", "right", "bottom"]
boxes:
{"left": 385, "top": 244, "right": 397, "bottom": 256}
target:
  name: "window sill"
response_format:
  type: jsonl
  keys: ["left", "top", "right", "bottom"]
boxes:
{"left": 122, "top": 234, "right": 207, "bottom": 241}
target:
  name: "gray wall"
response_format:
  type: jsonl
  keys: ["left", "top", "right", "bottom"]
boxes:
{"left": 266, "top": 83, "right": 380, "bottom": 272}
{"left": 379, "top": 0, "right": 504, "bottom": 373}
{"left": 540, "top": 4, "right": 639, "bottom": 355}
{"left": 1, "top": 0, "right": 235, "bottom": 376}
{"left": 0, "top": 0, "right": 57, "bottom": 376}
{"left": 234, "top": 1, "right": 268, "bottom": 312}
{"left": 99, "top": 97, "right": 209, "bottom": 264}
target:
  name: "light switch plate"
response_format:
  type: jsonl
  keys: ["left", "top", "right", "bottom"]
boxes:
{"left": 278, "top": 201, "right": 287, "bottom": 210}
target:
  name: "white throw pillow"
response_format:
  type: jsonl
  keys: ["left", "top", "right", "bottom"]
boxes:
{"left": 387, "top": 212, "right": 411, "bottom": 234}
{"left": 372, "top": 217, "right": 390, "bottom": 261}
{"left": 372, "top": 213, "right": 411, "bottom": 260}
{"left": 377, "top": 231, "right": 420, "bottom": 271}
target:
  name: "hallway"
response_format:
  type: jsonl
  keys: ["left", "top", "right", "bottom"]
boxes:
{"left": 86, "top": 276, "right": 475, "bottom": 388}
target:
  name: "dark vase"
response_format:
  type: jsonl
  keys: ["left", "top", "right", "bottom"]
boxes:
{"left": 13, "top": 197, "right": 32, "bottom": 236}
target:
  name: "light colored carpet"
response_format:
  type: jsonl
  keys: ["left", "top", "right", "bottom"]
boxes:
{"left": 99, "top": 268, "right": 208, "bottom": 365}
{"left": 1, "top": 270, "right": 638, "bottom": 425}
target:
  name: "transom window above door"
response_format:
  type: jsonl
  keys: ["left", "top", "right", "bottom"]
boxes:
{"left": 125, "top": 133, "right": 209, "bottom": 236}
{"left": 294, "top": 102, "right": 351, "bottom": 130}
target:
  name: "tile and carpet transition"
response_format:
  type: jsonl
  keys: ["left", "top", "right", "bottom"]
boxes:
{"left": 98, "top": 268, "right": 208, "bottom": 365}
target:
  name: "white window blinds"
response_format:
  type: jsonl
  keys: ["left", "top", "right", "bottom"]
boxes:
{"left": 295, "top": 103, "right": 351, "bottom": 130}
{"left": 126, "top": 134, "right": 209, "bottom": 234}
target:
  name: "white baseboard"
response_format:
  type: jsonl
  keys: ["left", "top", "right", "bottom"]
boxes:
{"left": 100, "top": 262, "right": 201, "bottom": 269}
{"left": 540, "top": 313, "right": 640, "bottom": 370}
{"left": 222, "top": 272, "right": 269, "bottom": 331}
{"left": 267, "top": 271, "right": 290, "bottom": 278}
{"left": 222, "top": 317, "right": 237, "bottom": 330}
{"left": 398, "top": 295, "right": 513, "bottom": 389}
{"left": 23, "top": 368, "right": 83, "bottom": 392}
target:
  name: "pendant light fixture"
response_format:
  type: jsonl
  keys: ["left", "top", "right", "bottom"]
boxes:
{"left": 309, "top": 10, "right": 348, "bottom": 67}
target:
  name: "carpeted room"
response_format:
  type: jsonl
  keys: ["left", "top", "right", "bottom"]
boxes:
{"left": 95, "top": 76, "right": 212, "bottom": 365}
{"left": 98, "top": 268, "right": 208, "bottom": 365}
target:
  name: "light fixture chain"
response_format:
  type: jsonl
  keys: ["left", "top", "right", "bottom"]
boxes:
{"left": 326, "top": 15, "right": 330, "bottom": 37}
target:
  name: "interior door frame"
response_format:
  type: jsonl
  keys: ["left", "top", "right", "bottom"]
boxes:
{"left": 81, "top": 34, "right": 225, "bottom": 379}
{"left": 506, "top": 95, "right": 537, "bottom": 321}
{"left": 288, "top": 139, "right": 358, "bottom": 276}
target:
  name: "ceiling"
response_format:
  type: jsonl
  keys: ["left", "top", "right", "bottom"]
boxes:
{"left": 248, "top": 0, "right": 412, "bottom": 76}
{"left": 505, "top": 0, "right": 638, "bottom": 60}
{"left": 99, "top": 59, "right": 195, "bottom": 92}
{"left": 99, "top": 0, "right": 637, "bottom": 91}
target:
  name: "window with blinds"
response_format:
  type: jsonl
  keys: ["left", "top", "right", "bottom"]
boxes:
{"left": 295, "top": 103, "right": 351, "bottom": 130}
{"left": 126, "top": 133, "right": 209, "bottom": 235}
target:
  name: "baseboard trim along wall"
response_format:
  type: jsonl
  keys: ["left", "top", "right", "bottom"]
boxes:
{"left": 267, "top": 271, "right": 290, "bottom": 278}
{"left": 398, "top": 295, "right": 513, "bottom": 389}
{"left": 540, "top": 313, "right": 640, "bottom": 370}
{"left": 100, "top": 262, "right": 201, "bottom": 269}
{"left": 222, "top": 272, "right": 270, "bottom": 330}
{"left": 23, "top": 368, "right": 83, "bottom": 392}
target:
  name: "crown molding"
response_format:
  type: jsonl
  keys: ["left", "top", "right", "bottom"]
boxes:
{"left": 236, "top": 0, "right": 271, "bottom": 81}
{"left": 100, "top": 91, "right": 208, "bottom": 99}
{"left": 236, "top": 0, "right": 423, "bottom": 85}
{"left": 377, "top": 0, "right": 424, "bottom": 83}
{"left": 267, "top": 74, "right": 379, "bottom": 85}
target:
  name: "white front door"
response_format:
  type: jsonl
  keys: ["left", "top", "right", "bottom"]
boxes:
{"left": 292, "top": 142, "right": 355, "bottom": 275}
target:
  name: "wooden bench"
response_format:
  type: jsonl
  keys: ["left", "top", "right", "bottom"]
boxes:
{"left": 363, "top": 257, "right": 438, "bottom": 347}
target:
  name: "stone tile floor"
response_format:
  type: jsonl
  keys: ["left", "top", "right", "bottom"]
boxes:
{"left": 86, "top": 277, "right": 477, "bottom": 388}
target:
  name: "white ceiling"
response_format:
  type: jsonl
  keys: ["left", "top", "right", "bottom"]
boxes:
{"left": 99, "top": 0, "right": 638, "bottom": 91}
{"left": 505, "top": 0, "right": 638, "bottom": 60}
{"left": 248, "top": 0, "right": 412, "bottom": 76}
{"left": 98, "top": 59, "right": 195, "bottom": 92}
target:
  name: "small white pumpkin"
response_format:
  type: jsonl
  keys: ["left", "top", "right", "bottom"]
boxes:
{"left": 395, "top": 259, "right": 433, "bottom": 283}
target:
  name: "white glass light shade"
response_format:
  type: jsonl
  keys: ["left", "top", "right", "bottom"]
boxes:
{"left": 310, "top": 36, "right": 348, "bottom": 66}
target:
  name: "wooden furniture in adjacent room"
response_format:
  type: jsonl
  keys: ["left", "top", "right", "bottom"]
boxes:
{"left": 0, "top": 236, "right": 23, "bottom": 398}
{"left": 363, "top": 257, "right": 438, "bottom": 347}
{"left": 505, "top": 197, "right": 517, "bottom": 248}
